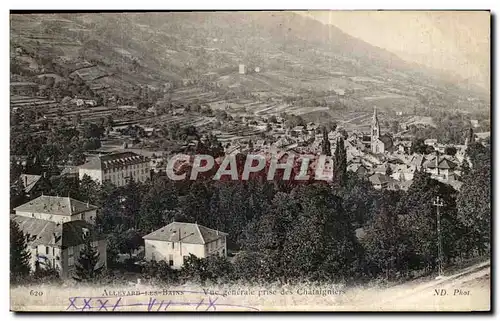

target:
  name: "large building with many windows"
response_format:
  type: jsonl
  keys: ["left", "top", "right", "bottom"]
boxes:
{"left": 11, "top": 196, "right": 106, "bottom": 278}
{"left": 79, "top": 151, "right": 150, "bottom": 186}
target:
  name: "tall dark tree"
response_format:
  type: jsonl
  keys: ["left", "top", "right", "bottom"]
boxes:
{"left": 333, "top": 138, "right": 347, "bottom": 187}
{"left": 320, "top": 127, "right": 331, "bottom": 156}
{"left": 10, "top": 178, "right": 27, "bottom": 211}
{"left": 74, "top": 233, "right": 103, "bottom": 282}
{"left": 10, "top": 220, "right": 31, "bottom": 280}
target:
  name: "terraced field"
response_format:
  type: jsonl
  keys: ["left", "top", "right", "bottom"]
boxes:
{"left": 10, "top": 95, "right": 58, "bottom": 110}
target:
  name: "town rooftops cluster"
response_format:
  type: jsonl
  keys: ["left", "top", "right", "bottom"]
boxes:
{"left": 79, "top": 151, "right": 148, "bottom": 170}
{"left": 13, "top": 195, "right": 97, "bottom": 216}
{"left": 143, "top": 222, "right": 228, "bottom": 245}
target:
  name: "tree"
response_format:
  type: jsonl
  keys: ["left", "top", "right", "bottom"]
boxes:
{"left": 120, "top": 229, "right": 143, "bottom": 259}
{"left": 341, "top": 174, "right": 377, "bottom": 226}
{"left": 79, "top": 174, "right": 100, "bottom": 205}
{"left": 73, "top": 232, "right": 104, "bottom": 281}
{"left": 10, "top": 220, "right": 31, "bottom": 280}
{"left": 466, "top": 142, "right": 490, "bottom": 169}
{"left": 444, "top": 146, "right": 457, "bottom": 156}
{"left": 456, "top": 164, "right": 491, "bottom": 252}
{"left": 142, "top": 260, "right": 178, "bottom": 283}
{"left": 10, "top": 177, "right": 27, "bottom": 211}
{"left": 385, "top": 164, "right": 393, "bottom": 177}
{"left": 396, "top": 170, "right": 463, "bottom": 271}
{"left": 282, "top": 184, "right": 361, "bottom": 282}
{"left": 333, "top": 138, "right": 347, "bottom": 187}
{"left": 321, "top": 128, "right": 331, "bottom": 156}
{"left": 138, "top": 178, "right": 178, "bottom": 232}
{"left": 362, "top": 204, "right": 411, "bottom": 279}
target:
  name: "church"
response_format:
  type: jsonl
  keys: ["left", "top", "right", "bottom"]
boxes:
{"left": 369, "top": 107, "right": 394, "bottom": 154}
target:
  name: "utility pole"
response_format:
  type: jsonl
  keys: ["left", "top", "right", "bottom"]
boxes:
{"left": 433, "top": 196, "right": 444, "bottom": 276}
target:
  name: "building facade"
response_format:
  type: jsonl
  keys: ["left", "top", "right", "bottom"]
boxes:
{"left": 12, "top": 196, "right": 106, "bottom": 278}
{"left": 143, "top": 222, "right": 228, "bottom": 269}
{"left": 79, "top": 151, "right": 150, "bottom": 187}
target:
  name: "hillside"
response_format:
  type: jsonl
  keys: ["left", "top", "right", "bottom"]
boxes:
{"left": 10, "top": 12, "right": 490, "bottom": 120}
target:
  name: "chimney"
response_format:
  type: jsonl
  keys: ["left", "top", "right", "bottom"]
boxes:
{"left": 43, "top": 172, "right": 46, "bottom": 178}
{"left": 86, "top": 201, "right": 89, "bottom": 208}
{"left": 24, "top": 176, "right": 28, "bottom": 188}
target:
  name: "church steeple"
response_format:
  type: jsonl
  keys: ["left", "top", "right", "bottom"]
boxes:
{"left": 371, "top": 106, "right": 380, "bottom": 141}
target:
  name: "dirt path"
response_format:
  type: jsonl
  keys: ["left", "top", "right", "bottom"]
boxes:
{"left": 347, "top": 260, "right": 491, "bottom": 311}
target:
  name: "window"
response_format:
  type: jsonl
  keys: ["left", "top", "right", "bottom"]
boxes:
{"left": 168, "top": 254, "right": 174, "bottom": 266}
{"left": 45, "top": 246, "right": 49, "bottom": 255}
{"left": 52, "top": 248, "right": 55, "bottom": 256}
{"left": 68, "top": 257, "right": 74, "bottom": 267}
{"left": 68, "top": 247, "right": 74, "bottom": 255}
{"left": 172, "top": 242, "right": 174, "bottom": 249}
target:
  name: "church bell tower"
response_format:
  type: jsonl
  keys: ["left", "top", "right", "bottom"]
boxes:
{"left": 371, "top": 106, "right": 380, "bottom": 142}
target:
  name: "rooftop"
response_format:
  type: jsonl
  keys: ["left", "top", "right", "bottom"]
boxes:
{"left": 16, "top": 174, "right": 42, "bottom": 193}
{"left": 143, "top": 222, "right": 228, "bottom": 244}
{"left": 14, "top": 195, "right": 98, "bottom": 216}
{"left": 79, "top": 151, "right": 148, "bottom": 170}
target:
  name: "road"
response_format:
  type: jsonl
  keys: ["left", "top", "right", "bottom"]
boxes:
{"left": 348, "top": 260, "right": 491, "bottom": 311}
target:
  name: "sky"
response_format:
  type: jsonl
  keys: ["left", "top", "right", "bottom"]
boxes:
{"left": 301, "top": 11, "right": 490, "bottom": 90}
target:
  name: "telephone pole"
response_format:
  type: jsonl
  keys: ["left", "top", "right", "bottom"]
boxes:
{"left": 433, "top": 196, "right": 444, "bottom": 276}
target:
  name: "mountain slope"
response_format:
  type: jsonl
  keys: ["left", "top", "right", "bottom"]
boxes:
{"left": 10, "top": 12, "right": 489, "bottom": 112}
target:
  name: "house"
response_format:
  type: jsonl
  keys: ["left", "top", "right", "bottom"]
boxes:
{"left": 347, "top": 163, "right": 369, "bottom": 177}
{"left": 409, "top": 154, "right": 425, "bottom": 170}
{"left": 13, "top": 195, "right": 98, "bottom": 225}
{"left": 239, "top": 64, "right": 246, "bottom": 74}
{"left": 11, "top": 214, "right": 106, "bottom": 278}
{"left": 79, "top": 151, "right": 150, "bottom": 187}
{"left": 424, "top": 139, "right": 438, "bottom": 147}
{"left": 14, "top": 174, "right": 42, "bottom": 196}
{"left": 143, "top": 222, "right": 228, "bottom": 269}
{"left": 172, "top": 108, "right": 185, "bottom": 116}
{"left": 423, "top": 156, "right": 457, "bottom": 180}
{"left": 84, "top": 99, "right": 97, "bottom": 107}
{"left": 11, "top": 196, "right": 106, "bottom": 278}
{"left": 368, "top": 173, "right": 392, "bottom": 190}
{"left": 72, "top": 98, "right": 84, "bottom": 107}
